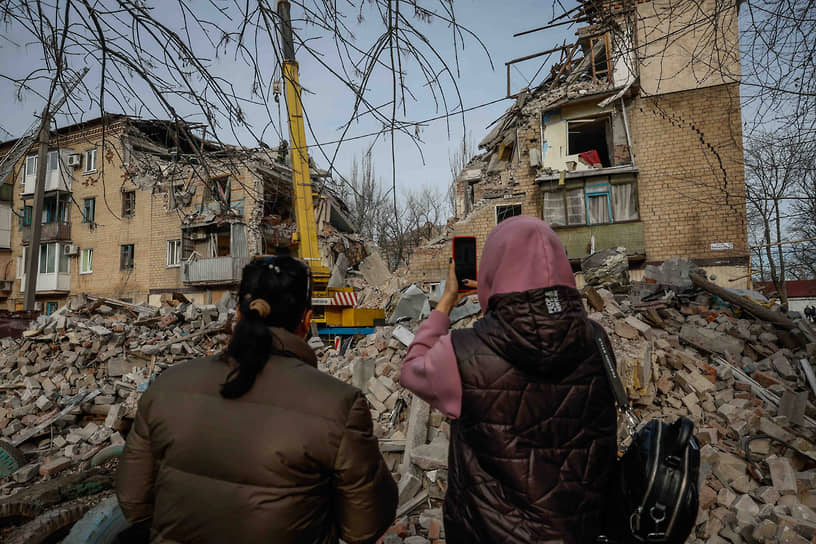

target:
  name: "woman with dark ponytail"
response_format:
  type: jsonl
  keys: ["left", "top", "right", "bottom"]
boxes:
{"left": 116, "top": 256, "right": 398, "bottom": 543}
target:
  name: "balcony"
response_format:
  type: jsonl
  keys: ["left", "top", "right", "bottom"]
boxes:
{"left": 21, "top": 222, "right": 71, "bottom": 245}
{"left": 20, "top": 273, "right": 71, "bottom": 294}
{"left": 180, "top": 256, "right": 250, "bottom": 285}
{"left": 554, "top": 220, "right": 645, "bottom": 260}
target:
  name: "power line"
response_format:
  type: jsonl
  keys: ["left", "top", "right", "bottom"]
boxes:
{"left": 291, "top": 96, "right": 511, "bottom": 151}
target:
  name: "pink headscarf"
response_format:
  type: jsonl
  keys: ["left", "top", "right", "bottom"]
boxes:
{"left": 477, "top": 215, "right": 576, "bottom": 309}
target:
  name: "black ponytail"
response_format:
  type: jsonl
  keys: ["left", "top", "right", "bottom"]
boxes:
{"left": 221, "top": 256, "right": 311, "bottom": 399}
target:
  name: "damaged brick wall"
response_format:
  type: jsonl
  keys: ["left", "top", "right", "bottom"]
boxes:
{"left": 629, "top": 82, "right": 749, "bottom": 265}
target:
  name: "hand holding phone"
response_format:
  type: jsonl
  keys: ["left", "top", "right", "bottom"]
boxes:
{"left": 452, "top": 236, "right": 477, "bottom": 292}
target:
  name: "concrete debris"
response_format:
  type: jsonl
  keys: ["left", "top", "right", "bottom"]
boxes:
{"left": 581, "top": 247, "right": 630, "bottom": 293}
{"left": 585, "top": 270, "right": 816, "bottom": 544}
{"left": 388, "top": 285, "right": 431, "bottom": 324}
{"left": 0, "top": 292, "right": 235, "bottom": 515}
{"left": 3, "top": 256, "right": 816, "bottom": 544}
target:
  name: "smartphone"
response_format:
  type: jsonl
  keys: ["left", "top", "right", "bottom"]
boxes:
{"left": 452, "top": 236, "right": 477, "bottom": 292}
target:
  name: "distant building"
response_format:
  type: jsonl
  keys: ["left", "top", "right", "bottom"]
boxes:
{"left": 755, "top": 280, "right": 816, "bottom": 314}
{"left": 0, "top": 115, "right": 353, "bottom": 312}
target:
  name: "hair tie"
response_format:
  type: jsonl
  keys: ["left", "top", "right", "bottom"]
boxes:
{"left": 248, "top": 298, "right": 271, "bottom": 318}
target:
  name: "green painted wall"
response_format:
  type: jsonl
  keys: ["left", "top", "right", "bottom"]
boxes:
{"left": 554, "top": 221, "right": 645, "bottom": 259}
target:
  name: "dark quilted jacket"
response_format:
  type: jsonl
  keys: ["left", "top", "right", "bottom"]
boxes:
{"left": 446, "top": 285, "right": 617, "bottom": 544}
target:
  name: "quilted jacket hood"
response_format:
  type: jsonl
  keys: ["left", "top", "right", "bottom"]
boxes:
{"left": 475, "top": 285, "right": 591, "bottom": 377}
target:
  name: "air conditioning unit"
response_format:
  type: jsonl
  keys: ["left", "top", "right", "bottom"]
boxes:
{"left": 64, "top": 244, "right": 80, "bottom": 256}
{"left": 67, "top": 154, "right": 82, "bottom": 167}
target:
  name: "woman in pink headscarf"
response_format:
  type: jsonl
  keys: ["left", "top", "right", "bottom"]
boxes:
{"left": 400, "top": 216, "right": 616, "bottom": 544}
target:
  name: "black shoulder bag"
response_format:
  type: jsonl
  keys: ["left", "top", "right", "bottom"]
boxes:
{"left": 590, "top": 321, "right": 700, "bottom": 544}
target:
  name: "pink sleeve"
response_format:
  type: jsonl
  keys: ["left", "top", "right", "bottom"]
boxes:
{"left": 399, "top": 310, "right": 462, "bottom": 419}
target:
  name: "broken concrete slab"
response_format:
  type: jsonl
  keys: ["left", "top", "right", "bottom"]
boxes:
{"left": 388, "top": 285, "right": 430, "bottom": 324}
{"left": 410, "top": 435, "right": 449, "bottom": 471}
{"left": 680, "top": 324, "right": 744, "bottom": 357}
{"left": 767, "top": 456, "right": 798, "bottom": 494}
{"left": 581, "top": 247, "right": 630, "bottom": 293}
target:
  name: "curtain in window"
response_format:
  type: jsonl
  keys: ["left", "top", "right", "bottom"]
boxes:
{"left": 566, "top": 188, "right": 586, "bottom": 225}
{"left": 588, "top": 194, "right": 611, "bottom": 224}
{"left": 611, "top": 183, "right": 638, "bottom": 221}
{"left": 542, "top": 191, "right": 566, "bottom": 226}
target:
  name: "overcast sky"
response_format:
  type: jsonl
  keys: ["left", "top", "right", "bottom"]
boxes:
{"left": 0, "top": 1, "right": 578, "bottom": 203}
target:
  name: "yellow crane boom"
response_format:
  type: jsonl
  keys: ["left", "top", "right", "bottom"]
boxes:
{"left": 276, "top": 1, "right": 384, "bottom": 332}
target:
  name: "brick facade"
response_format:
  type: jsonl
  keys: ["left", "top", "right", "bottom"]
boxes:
{"left": 0, "top": 118, "right": 269, "bottom": 310}
{"left": 629, "top": 83, "right": 747, "bottom": 263}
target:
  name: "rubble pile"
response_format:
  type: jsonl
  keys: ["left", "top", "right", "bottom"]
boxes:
{"left": 2, "top": 256, "right": 816, "bottom": 543}
{"left": 316, "top": 303, "right": 480, "bottom": 544}
{"left": 0, "top": 294, "right": 235, "bottom": 498}
{"left": 583, "top": 262, "right": 816, "bottom": 543}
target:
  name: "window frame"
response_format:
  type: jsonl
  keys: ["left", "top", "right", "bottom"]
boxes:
{"left": 47, "top": 150, "right": 59, "bottom": 172}
{"left": 80, "top": 248, "right": 93, "bottom": 274}
{"left": 584, "top": 182, "right": 613, "bottom": 226}
{"left": 541, "top": 176, "right": 639, "bottom": 228}
{"left": 82, "top": 197, "right": 96, "bottom": 224}
{"left": 122, "top": 190, "right": 136, "bottom": 218}
{"left": 21, "top": 205, "right": 33, "bottom": 227}
{"left": 495, "top": 203, "right": 522, "bottom": 224}
{"left": 25, "top": 155, "right": 37, "bottom": 178}
{"left": 45, "top": 301, "right": 58, "bottom": 315}
{"left": 166, "top": 239, "right": 181, "bottom": 268}
{"left": 120, "top": 244, "right": 135, "bottom": 271}
{"left": 84, "top": 148, "right": 97, "bottom": 173}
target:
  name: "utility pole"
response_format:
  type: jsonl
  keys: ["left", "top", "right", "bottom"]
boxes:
{"left": 22, "top": 68, "right": 88, "bottom": 311}
{"left": 23, "top": 110, "right": 52, "bottom": 311}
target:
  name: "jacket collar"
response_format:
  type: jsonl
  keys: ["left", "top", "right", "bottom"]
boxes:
{"left": 474, "top": 285, "right": 591, "bottom": 377}
{"left": 270, "top": 327, "right": 317, "bottom": 368}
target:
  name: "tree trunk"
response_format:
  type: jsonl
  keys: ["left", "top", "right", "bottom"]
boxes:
{"left": 763, "top": 217, "right": 781, "bottom": 300}
{"left": 773, "top": 199, "right": 788, "bottom": 305}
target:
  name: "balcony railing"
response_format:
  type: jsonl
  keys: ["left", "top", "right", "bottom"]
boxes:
{"left": 180, "top": 256, "right": 250, "bottom": 285}
{"left": 22, "top": 222, "right": 71, "bottom": 245}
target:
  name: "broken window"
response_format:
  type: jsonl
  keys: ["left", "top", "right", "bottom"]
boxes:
{"left": 589, "top": 34, "right": 612, "bottom": 85}
{"left": 120, "top": 244, "right": 135, "bottom": 270}
{"left": 543, "top": 191, "right": 566, "bottom": 226}
{"left": 566, "top": 188, "right": 586, "bottom": 225}
{"left": 542, "top": 178, "right": 638, "bottom": 227}
{"left": 80, "top": 248, "right": 93, "bottom": 274}
{"left": 568, "top": 117, "right": 612, "bottom": 167}
{"left": 206, "top": 176, "right": 231, "bottom": 205}
{"left": 122, "top": 190, "right": 136, "bottom": 217}
{"left": 83, "top": 198, "right": 95, "bottom": 223}
{"left": 20, "top": 205, "right": 32, "bottom": 227}
{"left": 207, "top": 228, "right": 232, "bottom": 257}
{"left": 496, "top": 204, "right": 522, "bottom": 224}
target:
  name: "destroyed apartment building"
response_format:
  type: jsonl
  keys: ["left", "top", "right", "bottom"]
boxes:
{"left": 0, "top": 115, "right": 364, "bottom": 312}
{"left": 410, "top": 0, "right": 748, "bottom": 289}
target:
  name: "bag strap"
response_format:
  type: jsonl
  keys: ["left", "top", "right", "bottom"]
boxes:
{"left": 589, "top": 320, "right": 630, "bottom": 411}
